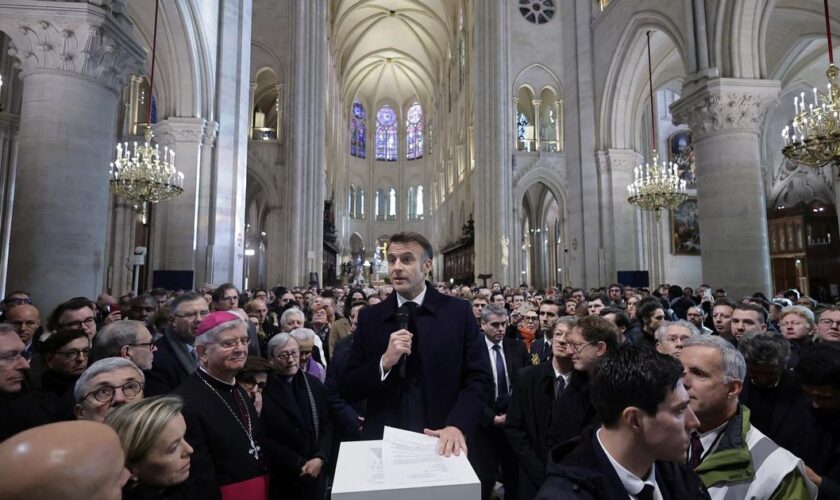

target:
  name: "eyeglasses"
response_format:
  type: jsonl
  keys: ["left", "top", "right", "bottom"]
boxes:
{"left": 566, "top": 341, "right": 594, "bottom": 354}
{"left": 216, "top": 337, "right": 249, "bottom": 349}
{"left": 661, "top": 336, "right": 691, "bottom": 344}
{"left": 0, "top": 350, "right": 28, "bottom": 365}
{"left": 83, "top": 381, "right": 144, "bottom": 403}
{"left": 274, "top": 350, "right": 300, "bottom": 360}
{"left": 819, "top": 318, "right": 840, "bottom": 328}
{"left": 54, "top": 348, "right": 90, "bottom": 358}
{"left": 3, "top": 297, "right": 31, "bottom": 305}
{"left": 60, "top": 317, "right": 96, "bottom": 330}
{"left": 240, "top": 381, "right": 266, "bottom": 392}
{"left": 175, "top": 310, "right": 211, "bottom": 320}
{"left": 129, "top": 342, "right": 157, "bottom": 352}
{"left": 8, "top": 320, "right": 38, "bottom": 329}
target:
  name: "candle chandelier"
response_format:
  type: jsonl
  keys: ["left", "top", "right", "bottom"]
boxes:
{"left": 109, "top": 0, "right": 184, "bottom": 204}
{"left": 781, "top": 0, "right": 840, "bottom": 170}
{"left": 627, "top": 31, "right": 688, "bottom": 221}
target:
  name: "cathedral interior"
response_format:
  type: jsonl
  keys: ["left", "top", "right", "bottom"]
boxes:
{"left": 0, "top": 0, "right": 838, "bottom": 313}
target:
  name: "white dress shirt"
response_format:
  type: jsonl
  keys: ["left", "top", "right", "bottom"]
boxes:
{"left": 485, "top": 336, "right": 510, "bottom": 398}
{"left": 596, "top": 428, "right": 663, "bottom": 500}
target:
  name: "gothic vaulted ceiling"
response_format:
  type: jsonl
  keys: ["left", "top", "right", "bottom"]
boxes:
{"left": 332, "top": 0, "right": 455, "bottom": 107}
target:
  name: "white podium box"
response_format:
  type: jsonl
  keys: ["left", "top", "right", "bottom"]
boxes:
{"left": 331, "top": 428, "right": 480, "bottom": 500}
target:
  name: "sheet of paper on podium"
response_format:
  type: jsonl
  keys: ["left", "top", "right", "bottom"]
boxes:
{"left": 331, "top": 426, "right": 480, "bottom": 500}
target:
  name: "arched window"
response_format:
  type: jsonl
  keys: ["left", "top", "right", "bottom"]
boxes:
{"left": 408, "top": 185, "right": 425, "bottom": 220}
{"left": 388, "top": 188, "right": 397, "bottom": 219}
{"left": 375, "top": 105, "right": 398, "bottom": 161}
{"left": 375, "top": 189, "right": 385, "bottom": 220}
{"left": 348, "top": 185, "right": 356, "bottom": 218}
{"left": 350, "top": 99, "right": 366, "bottom": 158}
{"left": 406, "top": 102, "right": 424, "bottom": 160}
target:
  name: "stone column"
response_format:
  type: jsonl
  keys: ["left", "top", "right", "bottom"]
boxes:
{"left": 512, "top": 96, "right": 519, "bottom": 150}
{"left": 671, "top": 78, "right": 780, "bottom": 297}
{"left": 595, "top": 149, "right": 642, "bottom": 282}
{"left": 248, "top": 82, "right": 257, "bottom": 136}
{"left": 0, "top": 1, "right": 143, "bottom": 313}
{"left": 274, "top": 83, "right": 284, "bottom": 140}
{"left": 532, "top": 99, "right": 542, "bottom": 152}
{"left": 194, "top": 121, "right": 218, "bottom": 288}
{"left": 149, "top": 118, "right": 207, "bottom": 285}
{"left": 555, "top": 101, "right": 563, "bottom": 152}
{"left": 473, "top": 0, "right": 513, "bottom": 285}
{"left": 286, "top": 0, "right": 326, "bottom": 286}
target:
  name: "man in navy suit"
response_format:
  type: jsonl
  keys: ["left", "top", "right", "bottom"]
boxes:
{"left": 342, "top": 231, "right": 493, "bottom": 456}
{"left": 470, "top": 303, "right": 530, "bottom": 499}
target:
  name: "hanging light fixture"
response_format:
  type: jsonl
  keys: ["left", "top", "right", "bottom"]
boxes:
{"left": 626, "top": 31, "right": 688, "bottom": 221}
{"left": 781, "top": 0, "right": 839, "bottom": 170}
{"left": 109, "top": 0, "right": 184, "bottom": 204}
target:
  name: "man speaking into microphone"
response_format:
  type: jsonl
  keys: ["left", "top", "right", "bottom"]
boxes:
{"left": 342, "top": 232, "right": 493, "bottom": 457}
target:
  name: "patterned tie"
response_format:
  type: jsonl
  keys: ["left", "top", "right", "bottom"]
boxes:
{"left": 492, "top": 344, "right": 508, "bottom": 399}
{"left": 637, "top": 484, "right": 655, "bottom": 500}
{"left": 554, "top": 375, "right": 566, "bottom": 400}
{"left": 688, "top": 432, "right": 704, "bottom": 469}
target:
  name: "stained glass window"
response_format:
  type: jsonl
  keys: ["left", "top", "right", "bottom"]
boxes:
{"left": 406, "top": 102, "right": 424, "bottom": 160}
{"left": 375, "top": 105, "right": 398, "bottom": 161}
{"left": 517, "top": 112, "right": 529, "bottom": 141}
{"left": 350, "top": 99, "right": 366, "bottom": 158}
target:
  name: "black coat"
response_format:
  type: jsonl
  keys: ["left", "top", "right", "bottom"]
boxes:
{"left": 341, "top": 283, "right": 494, "bottom": 439}
{"left": 325, "top": 335, "right": 363, "bottom": 439}
{"left": 537, "top": 426, "right": 710, "bottom": 500}
{"left": 529, "top": 336, "right": 552, "bottom": 364}
{"left": 145, "top": 329, "right": 197, "bottom": 396}
{"left": 546, "top": 371, "right": 594, "bottom": 449}
{"left": 173, "top": 370, "right": 267, "bottom": 500}
{"left": 738, "top": 369, "right": 805, "bottom": 443}
{"left": 471, "top": 338, "right": 530, "bottom": 499}
{"left": 1, "top": 370, "right": 77, "bottom": 441}
{"left": 504, "top": 361, "right": 558, "bottom": 500}
{"left": 261, "top": 371, "right": 332, "bottom": 500}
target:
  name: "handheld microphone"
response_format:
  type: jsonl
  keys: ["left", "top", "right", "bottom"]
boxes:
{"left": 395, "top": 303, "right": 411, "bottom": 378}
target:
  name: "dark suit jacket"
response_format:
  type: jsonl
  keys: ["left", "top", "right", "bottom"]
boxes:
{"left": 738, "top": 369, "right": 805, "bottom": 444}
{"left": 505, "top": 361, "right": 559, "bottom": 499}
{"left": 341, "top": 282, "right": 494, "bottom": 439}
{"left": 480, "top": 337, "right": 530, "bottom": 426}
{"left": 325, "top": 335, "right": 363, "bottom": 439}
{"left": 529, "top": 336, "right": 552, "bottom": 364}
{"left": 145, "top": 328, "right": 197, "bottom": 396}
{"left": 261, "top": 371, "right": 332, "bottom": 500}
{"left": 546, "top": 371, "right": 594, "bottom": 449}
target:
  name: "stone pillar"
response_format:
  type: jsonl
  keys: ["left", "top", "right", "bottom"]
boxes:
{"left": 512, "top": 96, "right": 519, "bottom": 150}
{"left": 286, "top": 0, "right": 326, "bottom": 286}
{"left": 0, "top": 1, "right": 143, "bottom": 313}
{"left": 532, "top": 99, "right": 542, "bottom": 151}
{"left": 194, "top": 122, "right": 218, "bottom": 288}
{"left": 274, "top": 83, "right": 284, "bottom": 140}
{"left": 595, "top": 149, "right": 642, "bottom": 283}
{"left": 555, "top": 101, "right": 563, "bottom": 152}
{"left": 248, "top": 82, "right": 257, "bottom": 136}
{"left": 671, "top": 78, "right": 780, "bottom": 297}
{"left": 473, "top": 0, "right": 513, "bottom": 286}
{"left": 149, "top": 118, "right": 207, "bottom": 285}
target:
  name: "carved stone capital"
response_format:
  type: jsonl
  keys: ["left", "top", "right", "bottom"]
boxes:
{"left": 595, "top": 148, "right": 642, "bottom": 175}
{"left": 0, "top": 1, "right": 144, "bottom": 94}
{"left": 670, "top": 78, "right": 780, "bottom": 140}
{"left": 154, "top": 118, "right": 209, "bottom": 146}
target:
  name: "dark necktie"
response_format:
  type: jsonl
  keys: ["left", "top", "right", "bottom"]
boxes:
{"left": 637, "top": 484, "right": 655, "bottom": 500}
{"left": 554, "top": 375, "right": 566, "bottom": 400}
{"left": 688, "top": 432, "right": 704, "bottom": 469}
{"left": 492, "top": 344, "right": 508, "bottom": 398}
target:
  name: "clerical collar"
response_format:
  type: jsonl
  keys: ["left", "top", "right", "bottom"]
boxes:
{"left": 396, "top": 285, "right": 427, "bottom": 308}
{"left": 596, "top": 428, "right": 658, "bottom": 498}
{"left": 198, "top": 366, "right": 236, "bottom": 386}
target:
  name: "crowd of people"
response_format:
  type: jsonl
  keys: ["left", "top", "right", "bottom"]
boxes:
{"left": 0, "top": 232, "right": 838, "bottom": 500}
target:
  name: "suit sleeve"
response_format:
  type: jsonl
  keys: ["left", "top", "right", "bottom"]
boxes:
{"left": 445, "top": 303, "right": 494, "bottom": 436}
{"left": 504, "top": 369, "right": 546, "bottom": 485}
{"left": 340, "top": 308, "right": 394, "bottom": 403}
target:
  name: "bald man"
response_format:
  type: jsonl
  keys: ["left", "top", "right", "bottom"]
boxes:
{"left": 0, "top": 420, "right": 130, "bottom": 500}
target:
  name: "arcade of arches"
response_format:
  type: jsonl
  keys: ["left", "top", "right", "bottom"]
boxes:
{"left": 0, "top": 0, "right": 838, "bottom": 312}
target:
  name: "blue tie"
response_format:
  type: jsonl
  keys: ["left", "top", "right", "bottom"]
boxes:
{"left": 492, "top": 344, "right": 508, "bottom": 398}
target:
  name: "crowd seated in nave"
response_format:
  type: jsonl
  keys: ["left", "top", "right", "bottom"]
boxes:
{"left": 1, "top": 258, "right": 839, "bottom": 500}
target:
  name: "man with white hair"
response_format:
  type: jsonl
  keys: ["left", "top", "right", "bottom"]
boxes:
{"left": 73, "top": 357, "right": 144, "bottom": 422}
{"left": 290, "top": 328, "right": 326, "bottom": 382}
{"left": 681, "top": 335, "right": 816, "bottom": 499}
{"left": 654, "top": 320, "right": 699, "bottom": 358}
{"left": 174, "top": 311, "right": 268, "bottom": 499}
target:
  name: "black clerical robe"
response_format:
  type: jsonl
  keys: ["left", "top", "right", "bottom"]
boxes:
{"left": 173, "top": 369, "right": 268, "bottom": 500}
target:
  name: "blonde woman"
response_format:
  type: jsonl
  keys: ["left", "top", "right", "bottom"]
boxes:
{"left": 106, "top": 396, "right": 193, "bottom": 499}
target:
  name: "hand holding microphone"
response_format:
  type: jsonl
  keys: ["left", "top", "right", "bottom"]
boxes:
{"left": 381, "top": 303, "right": 414, "bottom": 375}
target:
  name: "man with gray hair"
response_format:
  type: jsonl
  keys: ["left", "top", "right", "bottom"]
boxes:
{"left": 681, "top": 335, "right": 816, "bottom": 499}
{"left": 737, "top": 331, "right": 803, "bottom": 445}
{"left": 73, "top": 357, "right": 144, "bottom": 422}
{"left": 90, "top": 320, "right": 156, "bottom": 371}
{"left": 654, "top": 320, "right": 699, "bottom": 358}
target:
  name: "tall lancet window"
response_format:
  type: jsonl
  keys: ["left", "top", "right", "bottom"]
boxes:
{"left": 406, "top": 102, "right": 424, "bottom": 160}
{"left": 375, "top": 105, "right": 398, "bottom": 161}
{"left": 350, "top": 98, "right": 366, "bottom": 158}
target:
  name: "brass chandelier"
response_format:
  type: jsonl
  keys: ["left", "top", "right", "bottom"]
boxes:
{"left": 109, "top": 0, "right": 184, "bottom": 204}
{"left": 627, "top": 31, "right": 688, "bottom": 221}
{"left": 781, "top": 0, "right": 840, "bottom": 170}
